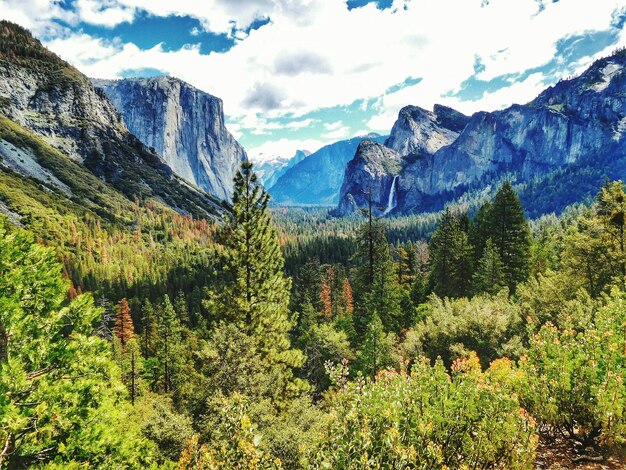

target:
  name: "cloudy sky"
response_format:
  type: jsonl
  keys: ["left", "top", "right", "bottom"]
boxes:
{"left": 2, "top": 0, "right": 626, "bottom": 161}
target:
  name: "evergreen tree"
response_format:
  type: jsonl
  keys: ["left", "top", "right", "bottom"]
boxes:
{"left": 157, "top": 295, "right": 181, "bottom": 393}
{"left": 428, "top": 209, "right": 473, "bottom": 298}
{"left": 596, "top": 180, "right": 626, "bottom": 282}
{"left": 208, "top": 161, "right": 306, "bottom": 400}
{"left": 488, "top": 182, "right": 531, "bottom": 292}
{"left": 141, "top": 299, "right": 158, "bottom": 357}
{"left": 114, "top": 298, "right": 135, "bottom": 346}
{"left": 473, "top": 239, "right": 506, "bottom": 295}
{"left": 469, "top": 201, "right": 493, "bottom": 262}
{"left": 352, "top": 215, "right": 402, "bottom": 334}
{"left": 174, "top": 290, "right": 190, "bottom": 327}
{"left": 356, "top": 313, "right": 399, "bottom": 377}
{"left": 0, "top": 224, "right": 154, "bottom": 467}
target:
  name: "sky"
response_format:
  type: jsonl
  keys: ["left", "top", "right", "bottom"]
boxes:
{"left": 2, "top": 0, "right": 626, "bottom": 162}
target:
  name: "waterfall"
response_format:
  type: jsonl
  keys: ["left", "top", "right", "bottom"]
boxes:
{"left": 383, "top": 175, "right": 399, "bottom": 215}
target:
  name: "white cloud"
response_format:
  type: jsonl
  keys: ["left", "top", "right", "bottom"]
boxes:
{"left": 322, "top": 125, "right": 350, "bottom": 140}
{"left": 74, "top": 0, "right": 134, "bottom": 28}
{"left": 324, "top": 120, "right": 345, "bottom": 131}
{"left": 5, "top": 0, "right": 626, "bottom": 156}
{"left": 248, "top": 138, "right": 324, "bottom": 162}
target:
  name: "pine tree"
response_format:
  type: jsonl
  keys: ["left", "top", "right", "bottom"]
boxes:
{"left": 428, "top": 209, "right": 473, "bottom": 298}
{"left": 320, "top": 266, "right": 334, "bottom": 319}
{"left": 140, "top": 299, "right": 157, "bottom": 357}
{"left": 469, "top": 201, "right": 493, "bottom": 262}
{"left": 157, "top": 295, "right": 181, "bottom": 393}
{"left": 596, "top": 180, "right": 626, "bottom": 282}
{"left": 356, "top": 313, "right": 398, "bottom": 377}
{"left": 113, "top": 298, "right": 134, "bottom": 346}
{"left": 343, "top": 278, "right": 354, "bottom": 315}
{"left": 473, "top": 239, "right": 506, "bottom": 295}
{"left": 174, "top": 290, "right": 190, "bottom": 327}
{"left": 488, "top": 182, "right": 531, "bottom": 292}
{"left": 352, "top": 214, "right": 402, "bottom": 334}
{"left": 208, "top": 160, "right": 306, "bottom": 400}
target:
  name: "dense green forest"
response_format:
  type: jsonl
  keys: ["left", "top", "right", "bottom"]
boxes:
{"left": 4, "top": 156, "right": 626, "bottom": 468}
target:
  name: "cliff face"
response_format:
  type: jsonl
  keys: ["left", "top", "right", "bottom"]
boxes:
{"left": 335, "top": 105, "right": 468, "bottom": 216}
{"left": 269, "top": 134, "right": 387, "bottom": 206}
{"left": 0, "top": 21, "right": 221, "bottom": 218}
{"left": 93, "top": 77, "right": 247, "bottom": 201}
{"left": 384, "top": 104, "right": 469, "bottom": 156}
{"left": 334, "top": 140, "right": 403, "bottom": 216}
{"left": 336, "top": 50, "right": 626, "bottom": 217}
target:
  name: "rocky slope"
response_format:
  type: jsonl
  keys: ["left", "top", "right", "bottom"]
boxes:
{"left": 269, "top": 134, "right": 386, "bottom": 205}
{"left": 337, "top": 50, "right": 626, "bottom": 217}
{"left": 255, "top": 149, "right": 310, "bottom": 188}
{"left": 93, "top": 76, "right": 247, "bottom": 201}
{"left": 0, "top": 21, "right": 221, "bottom": 218}
{"left": 384, "top": 104, "right": 469, "bottom": 156}
{"left": 335, "top": 105, "right": 468, "bottom": 215}
{"left": 334, "top": 140, "right": 403, "bottom": 216}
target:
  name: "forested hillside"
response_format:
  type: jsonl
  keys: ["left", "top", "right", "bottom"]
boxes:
{"left": 4, "top": 137, "right": 626, "bottom": 466}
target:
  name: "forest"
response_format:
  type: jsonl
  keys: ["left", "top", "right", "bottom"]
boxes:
{"left": 3, "top": 158, "right": 626, "bottom": 468}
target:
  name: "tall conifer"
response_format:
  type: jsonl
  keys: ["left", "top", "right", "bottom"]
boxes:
{"left": 488, "top": 182, "right": 531, "bottom": 292}
{"left": 209, "top": 161, "right": 306, "bottom": 399}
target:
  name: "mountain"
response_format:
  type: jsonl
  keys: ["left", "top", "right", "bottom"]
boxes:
{"left": 336, "top": 49, "right": 626, "bottom": 217}
{"left": 335, "top": 140, "right": 403, "bottom": 216}
{"left": 269, "top": 134, "right": 387, "bottom": 206}
{"left": 254, "top": 149, "right": 310, "bottom": 188}
{"left": 335, "top": 106, "right": 468, "bottom": 216}
{"left": 92, "top": 76, "right": 247, "bottom": 201}
{"left": 384, "top": 104, "right": 470, "bottom": 156}
{"left": 0, "top": 21, "right": 221, "bottom": 219}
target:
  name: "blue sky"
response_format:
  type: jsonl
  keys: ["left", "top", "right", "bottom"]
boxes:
{"left": 2, "top": 0, "right": 626, "bottom": 160}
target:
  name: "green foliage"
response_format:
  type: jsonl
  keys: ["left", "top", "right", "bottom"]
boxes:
{"left": 402, "top": 291, "right": 523, "bottom": 369}
{"left": 0, "top": 222, "right": 154, "bottom": 467}
{"left": 179, "top": 394, "right": 283, "bottom": 469}
{"left": 428, "top": 208, "right": 473, "bottom": 298}
{"left": 133, "top": 393, "right": 194, "bottom": 463}
{"left": 351, "top": 214, "right": 402, "bottom": 333}
{"left": 355, "top": 313, "right": 400, "bottom": 377}
{"left": 488, "top": 182, "right": 532, "bottom": 292}
{"left": 517, "top": 288, "right": 626, "bottom": 446}
{"left": 315, "top": 355, "right": 537, "bottom": 469}
{"left": 207, "top": 161, "right": 307, "bottom": 402}
{"left": 473, "top": 238, "right": 506, "bottom": 295}
{"left": 299, "top": 322, "right": 354, "bottom": 394}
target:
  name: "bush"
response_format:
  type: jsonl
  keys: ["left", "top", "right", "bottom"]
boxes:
{"left": 314, "top": 354, "right": 537, "bottom": 469}
{"left": 517, "top": 288, "right": 626, "bottom": 447}
{"left": 401, "top": 291, "right": 523, "bottom": 369}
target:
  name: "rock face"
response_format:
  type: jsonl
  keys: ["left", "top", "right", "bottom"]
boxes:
{"left": 0, "top": 21, "right": 221, "bottom": 218}
{"left": 270, "top": 134, "right": 387, "bottom": 205}
{"left": 334, "top": 140, "right": 402, "bottom": 216}
{"left": 93, "top": 77, "right": 247, "bottom": 201}
{"left": 335, "top": 106, "right": 468, "bottom": 215}
{"left": 336, "top": 50, "right": 626, "bottom": 217}
{"left": 255, "top": 150, "right": 310, "bottom": 188}
{"left": 385, "top": 104, "right": 469, "bottom": 156}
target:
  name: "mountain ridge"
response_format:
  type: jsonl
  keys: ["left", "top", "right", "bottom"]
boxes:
{"left": 336, "top": 49, "right": 626, "bottom": 217}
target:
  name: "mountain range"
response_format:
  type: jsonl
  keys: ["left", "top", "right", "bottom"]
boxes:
{"left": 254, "top": 149, "right": 311, "bottom": 188}
{"left": 268, "top": 133, "right": 387, "bottom": 206}
{"left": 336, "top": 50, "right": 626, "bottom": 217}
{"left": 92, "top": 76, "right": 246, "bottom": 201}
{"left": 3, "top": 19, "right": 626, "bottom": 226}
{"left": 0, "top": 21, "right": 223, "bottom": 225}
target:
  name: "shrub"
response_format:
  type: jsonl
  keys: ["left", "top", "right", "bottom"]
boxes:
{"left": 517, "top": 287, "right": 626, "bottom": 447}
{"left": 314, "top": 354, "right": 537, "bottom": 469}
{"left": 401, "top": 291, "right": 523, "bottom": 369}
